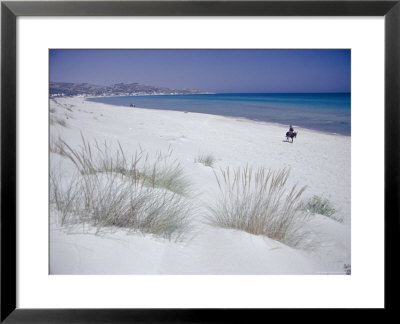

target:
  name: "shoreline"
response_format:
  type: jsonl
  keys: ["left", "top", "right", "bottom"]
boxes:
{"left": 81, "top": 96, "right": 350, "bottom": 138}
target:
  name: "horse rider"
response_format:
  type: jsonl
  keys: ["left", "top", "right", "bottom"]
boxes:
{"left": 288, "top": 124, "right": 294, "bottom": 136}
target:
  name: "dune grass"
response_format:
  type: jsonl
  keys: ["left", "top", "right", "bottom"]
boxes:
{"left": 49, "top": 135, "right": 192, "bottom": 241}
{"left": 52, "top": 134, "right": 191, "bottom": 196}
{"left": 305, "top": 195, "right": 342, "bottom": 223}
{"left": 50, "top": 116, "right": 67, "bottom": 127}
{"left": 195, "top": 153, "right": 216, "bottom": 167}
{"left": 208, "top": 166, "right": 311, "bottom": 249}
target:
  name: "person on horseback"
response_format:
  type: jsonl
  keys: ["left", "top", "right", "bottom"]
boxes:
{"left": 285, "top": 124, "right": 297, "bottom": 142}
{"left": 286, "top": 124, "right": 294, "bottom": 137}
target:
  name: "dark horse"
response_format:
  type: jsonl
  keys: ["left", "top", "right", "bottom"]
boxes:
{"left": 286, "top": 131, "right": 297, "bottom": 143}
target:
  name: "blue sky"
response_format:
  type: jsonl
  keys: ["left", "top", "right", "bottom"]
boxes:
{"left": 50, "top": 49, "right": 350, "bottom": 93}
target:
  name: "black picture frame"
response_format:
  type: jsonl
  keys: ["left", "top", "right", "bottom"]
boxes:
{"left": 1, "top": 0, "right": 399, "bottom": 322}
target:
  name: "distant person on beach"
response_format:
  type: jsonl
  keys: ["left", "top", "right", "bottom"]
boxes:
{"left": 285, "top": 124, "right": 297, "bottom": 142}
{"left": 288, "top": 124, "right": 294, "bottom": 134}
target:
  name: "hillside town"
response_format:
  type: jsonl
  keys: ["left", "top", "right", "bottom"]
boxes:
{"left": 50, "top": 82, "right": 205, "bottom": 98}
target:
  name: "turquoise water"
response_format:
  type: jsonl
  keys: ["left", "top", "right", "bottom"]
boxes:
{"left": 87, "top": 93, "right": 351, "bottom": 136}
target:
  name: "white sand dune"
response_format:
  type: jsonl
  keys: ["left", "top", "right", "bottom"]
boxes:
{"left": 49, "top": 96, "right": 351, "bottom": 275}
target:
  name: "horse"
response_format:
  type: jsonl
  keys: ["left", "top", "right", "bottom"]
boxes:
{"left": 286, "top": 131, "right": 297, "bottom": 143}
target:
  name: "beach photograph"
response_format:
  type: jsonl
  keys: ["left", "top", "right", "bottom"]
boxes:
{"left": 49, "top": 49, "right": 351, "bottom": 275}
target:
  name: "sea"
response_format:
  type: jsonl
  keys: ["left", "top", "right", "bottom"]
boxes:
{"left": 87, "top": 93, "right": 351, "bottom": 136}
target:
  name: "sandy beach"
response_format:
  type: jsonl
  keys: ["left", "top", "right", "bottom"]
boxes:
{"left": 49, "top": 96, "right": 351, "bottom": 275}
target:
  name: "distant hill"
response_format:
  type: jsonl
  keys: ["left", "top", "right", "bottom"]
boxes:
{"left": 50, "top": 82, "right": 204, "bottom": 97}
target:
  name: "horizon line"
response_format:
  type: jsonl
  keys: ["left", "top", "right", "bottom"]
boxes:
{"left": 50, "top": 81, "right": 350, "bottom": 94}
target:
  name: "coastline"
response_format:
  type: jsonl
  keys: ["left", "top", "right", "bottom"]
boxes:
{"left": 82, "top": 95, "right": 351, "bottom": 137}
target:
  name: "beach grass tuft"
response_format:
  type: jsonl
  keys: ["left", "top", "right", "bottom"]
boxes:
{"left": 50, "top": 117, "right": 67, "bottom": 127}
{"left": 208, "top": 166, "right": 311, "bottom": 249}
{"left": 49, "top": 135, "right": 192, "bottom": 241}
{"left": 305, "top": 195, "right": 342, "bottom": 223}
{"left": 195, "top": 153, "right": 216, "bottom": 167}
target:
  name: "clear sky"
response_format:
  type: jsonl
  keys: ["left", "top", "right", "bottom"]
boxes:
{"left": 50, "top": 49, "right": 350, "bottom": 93}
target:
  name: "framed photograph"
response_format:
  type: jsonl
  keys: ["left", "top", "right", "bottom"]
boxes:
{"left": 1, "top": 0, "right": 398, "bottom": 321}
